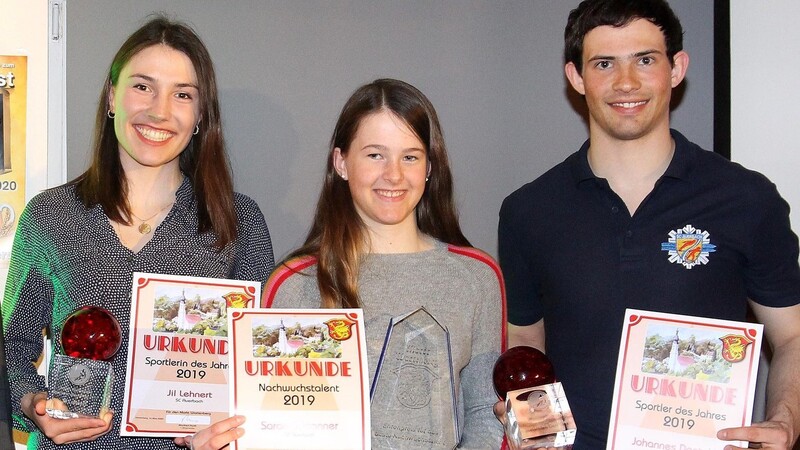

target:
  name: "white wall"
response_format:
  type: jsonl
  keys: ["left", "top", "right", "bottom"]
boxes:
{"left": 731, "top": 2, "right": 800, "bottom": 431}
{"left": 731, "top": 1, "right": 800, "bottom": 237}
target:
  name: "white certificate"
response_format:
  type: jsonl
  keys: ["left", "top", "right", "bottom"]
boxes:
{"left": 228, "top": 308, "right": 370, "bottom": 450}
{"left": 607, "top": 309, "right": 763, "bottom": 449}
{"left": 121, "top": 272, "right": 260, "bottom": 437}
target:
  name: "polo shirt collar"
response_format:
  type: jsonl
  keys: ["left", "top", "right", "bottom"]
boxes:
{"left": 662, "top": 129, "right": 694, "bottom": 181}
{"left": 570, "top": 128, "right": 695, "bottom": 185}
{"left": 571, "top": 139, "right": 595, "bottom": 184}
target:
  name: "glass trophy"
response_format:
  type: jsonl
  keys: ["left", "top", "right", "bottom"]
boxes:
{"left": 370, "top": 307, "right": 458, "bottom": 449}
{"left": 47, "top": 306, "right": 122, "bottom": 419}
{"left": 493, "top": 346, "right": 577, "bottom": 449}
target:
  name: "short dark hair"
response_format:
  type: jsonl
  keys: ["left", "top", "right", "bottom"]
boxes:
{"left": 564, "top": 0, "right": 684, "bottom": 72}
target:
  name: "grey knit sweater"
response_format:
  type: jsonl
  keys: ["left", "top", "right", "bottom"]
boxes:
{"left": 264, "top": 241, "right": 504, "bottom": 449}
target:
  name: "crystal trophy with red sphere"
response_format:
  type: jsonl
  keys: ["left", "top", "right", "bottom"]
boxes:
{"left": 46, "top": 306, "right": 122, "bottom": 419}
{"left": 370, "top": 307, "right": 458, "bottom": 449}
{"left": 493, "top": 346, "right": 576, "bottom": 449}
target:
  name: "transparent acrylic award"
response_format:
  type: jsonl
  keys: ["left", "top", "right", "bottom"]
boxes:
{"left": 370, "top": 307, "right": 458, "bottom": 449}
{"left": 47, "top": 306, "right": 122, "bottom": 419}
{"left": 493, "top": 346, "right": 576, "bottom": 449}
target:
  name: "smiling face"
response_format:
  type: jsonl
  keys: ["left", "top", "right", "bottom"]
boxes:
{"left": 333, "top": 110, "right": 429, "bottom": 235}
{"left": 565, "top": 19, "right": 688, "bottom": 143}
{"left": 109, "top": 44, "right": 200, "bottom": 173}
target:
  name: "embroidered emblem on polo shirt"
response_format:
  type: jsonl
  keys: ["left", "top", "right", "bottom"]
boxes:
{"left": 660, "top": 224, "right": 717, "bottom": 269}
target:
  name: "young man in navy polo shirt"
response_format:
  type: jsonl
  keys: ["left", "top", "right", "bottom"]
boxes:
{"left": 498, "top": 0, "right": 800, "bottom": 448}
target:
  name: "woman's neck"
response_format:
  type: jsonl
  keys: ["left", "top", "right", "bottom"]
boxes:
{"left": 124, "top": 165, "right": 183, "bottom": 212}
{"left": 366, "top": 224, "right": 434, "bottom": 254}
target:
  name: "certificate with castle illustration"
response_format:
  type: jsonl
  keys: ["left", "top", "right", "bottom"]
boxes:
{"left": 121, "top": 273, "right": 260, "bottom": 437}
{"left": 228, "top": 309, "right": 370, "bottom": 450}
{"left": 606, "top": 309, "right": 763, "bottom": 449}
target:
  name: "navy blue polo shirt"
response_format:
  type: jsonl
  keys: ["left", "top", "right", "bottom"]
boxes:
{"left": 498, "top": 130, "right": 800, "bottom": 449}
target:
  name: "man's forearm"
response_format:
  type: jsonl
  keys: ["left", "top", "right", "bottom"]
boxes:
{"left": 764, "top": 335, "right": 800, "bottom": 446}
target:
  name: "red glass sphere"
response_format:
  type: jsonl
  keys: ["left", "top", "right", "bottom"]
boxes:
{"left": 492, "top": 346, "right": 556, "bottom": 398}
{"left": 61, "top": 306, "right": 122, "bottom": 361}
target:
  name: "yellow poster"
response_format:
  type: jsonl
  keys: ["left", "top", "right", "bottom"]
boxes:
{"left": 0, "top": 55, "right": 26, "bottom": 283}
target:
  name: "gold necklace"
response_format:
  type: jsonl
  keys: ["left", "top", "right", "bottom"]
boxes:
{"left": 130, "top": 202, "right": 174, "bottom": 234}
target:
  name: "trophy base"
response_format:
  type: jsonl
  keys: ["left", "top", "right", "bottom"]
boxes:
{"left": 46, "top": 354, "right": 114, "bottom": 419}
{"left": 45, "top": 406, "right": 79, "bottom": 420}
{"left": 504, "top": 382, "right": 576, "bottom": 449}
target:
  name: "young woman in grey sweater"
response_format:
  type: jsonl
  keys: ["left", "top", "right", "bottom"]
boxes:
{"left": 263, "top": 78, "right": 505, "bottom": 450}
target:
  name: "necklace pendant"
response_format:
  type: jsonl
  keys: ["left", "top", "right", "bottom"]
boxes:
{"left": 138, "top": 222, "right": 152, "bottom": 234}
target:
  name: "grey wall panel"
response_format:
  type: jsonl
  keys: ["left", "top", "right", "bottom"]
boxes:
{"left": 66, "top": 1, "right": 714, "bottom": 261}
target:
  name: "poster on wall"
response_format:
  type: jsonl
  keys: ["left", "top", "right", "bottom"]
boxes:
{"left": 0, "top": 55, "right": 27, "bottom": 290}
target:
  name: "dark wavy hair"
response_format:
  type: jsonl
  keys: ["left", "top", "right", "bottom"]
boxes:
{"left": 71, "top": 14, "right": 236, "bottom": 248}
{"left": 565, "top": 0, "right": 684, "bottom": 72}
{"left": 286, "top": 78, "right": 470, "bottom": 308}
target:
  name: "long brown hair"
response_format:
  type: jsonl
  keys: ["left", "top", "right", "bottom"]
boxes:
{"left": 287, "top": 78, "right": 470, "bottom": 308}
{"left": 71, "top": 14, "right": 236, "bottom": 248}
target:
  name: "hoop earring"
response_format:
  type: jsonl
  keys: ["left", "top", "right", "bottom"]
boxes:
{"left": 107, "top": 110, "right": 115, "bottom": 119}
{"left": 193, "top": 125, "right": 200, "bottom": 135}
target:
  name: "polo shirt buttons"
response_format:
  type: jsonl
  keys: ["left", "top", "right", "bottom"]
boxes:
{"left": 625, "top": 230, "right": 633, "bottom": 238}
{"left": 611, "top": 206, "right": 619, "bottom": 214}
